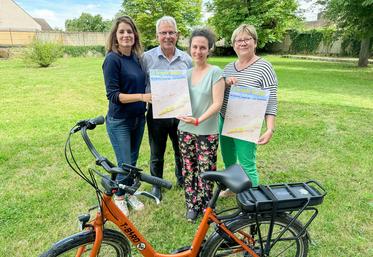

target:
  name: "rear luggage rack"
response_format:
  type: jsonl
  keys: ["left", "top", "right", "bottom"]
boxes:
{"left": 237, "top": 181, "right": 326, "bottom": 255}
{"left": 237, "top": 180, "right": 326, "bottom": 213}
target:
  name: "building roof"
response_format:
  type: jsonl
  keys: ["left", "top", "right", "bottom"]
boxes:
{"left": 304, "top": 12, "right": 330, "bottom": 29}
{"left": 0, "top": 0, "right": 41, "bottom": 31}
{"left": 33, "top": 18, "right": 53, "bottom": 31}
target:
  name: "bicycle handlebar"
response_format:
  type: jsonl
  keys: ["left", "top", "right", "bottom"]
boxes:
{"left": 75, "top": 115, "right": 172, "bottom": 190}
{"left": 139, "top": 172, "right": 172, "bottom": 189}
{"left": 72, "top": 116, "right": 105, "bottom": 133}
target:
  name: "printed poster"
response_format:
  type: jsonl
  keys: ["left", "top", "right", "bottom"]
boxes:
{"left": 150, "top": 69, "right": 192, "bottom": 119}
{"left": 222, "top": 85, "right": 269, "bottom": 143}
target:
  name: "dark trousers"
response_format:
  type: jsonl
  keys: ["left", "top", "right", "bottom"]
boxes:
{"left": 146, "top": 104, "right": 183, "bottom": 185}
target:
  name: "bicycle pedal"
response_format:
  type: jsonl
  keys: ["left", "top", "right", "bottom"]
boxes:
{"left": 170, "top": 246, "right": 191, "bottom": 254}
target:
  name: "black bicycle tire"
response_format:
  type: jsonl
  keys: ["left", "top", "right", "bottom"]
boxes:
{"left": 201, "top": 214, "right": 309, "bottom": 257}
{"left": 39, "top": 229, "right": 131, "bottom": 257}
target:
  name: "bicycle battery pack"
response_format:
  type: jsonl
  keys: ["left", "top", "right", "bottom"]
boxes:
{"left": 237, "top": 180, "right": 326, "bottom": 213}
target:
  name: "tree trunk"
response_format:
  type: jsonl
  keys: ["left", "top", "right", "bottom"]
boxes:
{"left": 358, "top": 37, "right": 370, "bottom": 67}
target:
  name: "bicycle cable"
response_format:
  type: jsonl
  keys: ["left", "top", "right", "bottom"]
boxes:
{"left": 64, "top": 127, "right": 99, "bottom": 190}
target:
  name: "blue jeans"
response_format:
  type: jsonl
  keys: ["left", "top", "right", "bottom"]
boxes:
{"left": 106, "top": 115, "right": 145, "bottom": 196}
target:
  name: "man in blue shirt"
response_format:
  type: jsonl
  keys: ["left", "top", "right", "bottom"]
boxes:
{"left": 143, "top": 16, "right": 192, "bottom": 201}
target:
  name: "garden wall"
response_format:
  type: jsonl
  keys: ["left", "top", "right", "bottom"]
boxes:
{"left": 0, "top": 30, "right": 109, "bottom": 46}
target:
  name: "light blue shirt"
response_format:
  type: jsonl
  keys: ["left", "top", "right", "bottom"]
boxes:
{"left": 178, "top": 66, "right": 223, "bottom": 135}
{"left": 142, "top": 46, "right": 192, "bottom": 92}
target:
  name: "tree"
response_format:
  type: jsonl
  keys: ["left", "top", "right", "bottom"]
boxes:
{"left": 65, "top": 13, "right": 112, "bottom": 32}
{"left": 321, "top": 0, "right": 373, "bottom": 67}
{"left": 120, "top": 0, "right": 202, "bottom": 47}
{"left": 206, "top": 0, "right": 300, "bottom": 48}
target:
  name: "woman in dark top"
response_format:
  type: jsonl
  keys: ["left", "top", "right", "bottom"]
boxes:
{"left": 103, "top": 16, "right": 151, "bottom": 216}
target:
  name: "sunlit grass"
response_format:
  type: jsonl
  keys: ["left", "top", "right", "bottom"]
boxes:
{"left": 0, "top": 56, "right": 372, "bottom": 256}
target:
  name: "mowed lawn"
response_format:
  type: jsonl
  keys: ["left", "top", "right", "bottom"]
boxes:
{"left": 0, "top": 56, "right": 372, "bottom": 257}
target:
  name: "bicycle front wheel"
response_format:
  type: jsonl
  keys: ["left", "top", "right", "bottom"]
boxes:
{"left": 39, "top": 229, "right": 131, "bottom": 257}
{"left": 201, "top": 214, "right": 308, "bottom": 257}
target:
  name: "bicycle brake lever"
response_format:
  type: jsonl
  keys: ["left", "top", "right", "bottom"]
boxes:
{"left": 135, "top": 191, "right": 161, "bottom": 205}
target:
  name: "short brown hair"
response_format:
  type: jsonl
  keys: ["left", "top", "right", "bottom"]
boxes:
{"left": 106, "top": 16, "right": 143, "bottom": 57}
{"left": 231, "top": 24, "right": 257, "bottom": 45}
{"left": 189, "top": 27, "right": 216, "bottom": 50}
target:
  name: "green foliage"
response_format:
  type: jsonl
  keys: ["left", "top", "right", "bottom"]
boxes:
{"left": 323, "top": 0, "right": 373, "bottom": 66}
{"left": 290, "top": 30, "right": 323, "bottom": 53}
{"left": 24, "top": 40, "right": 63, "bottom": 67}
{"left": 65, "top": 12, "right": 112, "bottom": 32}
{"left": 340, "top": 29, "right": 363, "bottom": 57}
{"left": 340, "top": 38, "right": 361, "bottom": 57}
{"left": 289, "top": 28, "right": 338, "bottom": 54}
{"left": 62, "top": 46, "right": 106, "bottom": 57}
{"left": 324, "top": 0, "right": 373, "bottom": 38}
{"left": 320, "top": 27, "right": 337, "bottom": 48}
{"left": 207, "top": 0, "right": 300, "bottom": 48}
{"left": 120, "top": 0, "right": 202, "bottom": 47}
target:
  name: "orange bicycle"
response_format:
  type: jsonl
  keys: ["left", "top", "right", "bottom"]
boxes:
{"left": 40, "top": 116, "right": 326, "bottom": 257}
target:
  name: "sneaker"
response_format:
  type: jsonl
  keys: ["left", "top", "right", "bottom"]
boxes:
{"left": 219, "top": 189, "right": 235, "bottom": 198}
{"left": 186, "top": 210, "right": 198, "bottom": 223}
{"left": 126, "top": 195, "right": 144, "bottom": 211}
{"left": 114, "top": 196, "right": 129, "bottom": 216}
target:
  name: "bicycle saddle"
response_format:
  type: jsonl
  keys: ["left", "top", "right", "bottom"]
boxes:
{"left": 200, "top": 164, "right": 252, "bottom": 193}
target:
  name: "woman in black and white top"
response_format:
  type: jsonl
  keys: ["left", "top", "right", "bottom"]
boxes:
{"left": 219, "top": 24, "right": 278, "bottom": 195}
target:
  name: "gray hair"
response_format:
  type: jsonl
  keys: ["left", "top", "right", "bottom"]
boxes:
{"left": 156, "top": 16, "right": 177, "bottom": 33}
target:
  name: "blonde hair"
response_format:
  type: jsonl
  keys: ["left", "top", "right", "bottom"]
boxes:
{"left": 106, "top": 15, "right": 143, "bottom": 57}
{"left": 231, "top": 24, "right": 257, "bottom": 45}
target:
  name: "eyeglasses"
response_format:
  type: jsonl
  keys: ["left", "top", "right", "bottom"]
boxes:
{"left": 158, "top": 31, "right": 177, "bottom": 36}
{"left": 234, "top": 37, "right": 253, "bottom": 45}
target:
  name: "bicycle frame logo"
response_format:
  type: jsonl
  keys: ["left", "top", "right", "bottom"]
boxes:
{"left": 137, "top": 242, "right": 146, "bottom": 251}
{"left": 120, "top": 222, "right": 142, "bottom": 244}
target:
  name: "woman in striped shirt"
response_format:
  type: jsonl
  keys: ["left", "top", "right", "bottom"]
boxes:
{"left": 219, "top": 24, "right": 278, "bottom": 195}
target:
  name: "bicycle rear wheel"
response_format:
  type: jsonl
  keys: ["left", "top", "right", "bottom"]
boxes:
{"left": 39, "top": 229, "right": 131, "bottom": 257}
{"left": 201, "top": 214, "right": 308, "bottom": 257}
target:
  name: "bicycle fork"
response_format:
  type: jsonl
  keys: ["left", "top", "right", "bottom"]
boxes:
{"left": 75, "top": 212, "right": 104, "bottom": 257}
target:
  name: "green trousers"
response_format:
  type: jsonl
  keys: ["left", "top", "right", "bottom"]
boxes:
{"left": 219, "top": 115, "right": 258, "bottom": 186}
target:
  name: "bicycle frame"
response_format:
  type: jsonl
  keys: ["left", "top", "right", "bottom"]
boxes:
{"left": 68, "top": 123, "right": 258, "bottom": 256}
{"left": 79, "top": 192, "right": 259, "bottom": 257}
{"left": 54, "top": 118, "right": 324, "bottom": 257}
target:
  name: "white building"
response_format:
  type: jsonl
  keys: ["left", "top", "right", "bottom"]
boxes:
{"left": 0, "top": 0, "right": 41, "bottom": 31}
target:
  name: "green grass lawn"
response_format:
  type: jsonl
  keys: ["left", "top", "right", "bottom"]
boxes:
{"left": 0, "top": 56, "right": 372, "bottom": 257}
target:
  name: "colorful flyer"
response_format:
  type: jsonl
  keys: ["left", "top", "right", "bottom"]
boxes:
{"left": 150, "top": 69, "right": 192, "bottom": 119}
{"left": 222, "top": 85, "right": 269, "bottom": 143}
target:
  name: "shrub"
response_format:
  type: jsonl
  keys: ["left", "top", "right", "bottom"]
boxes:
{"left": 0, "top": 48, "right": 9, "bottom": 58}
{"left": 24, "top": 40, "right": 63, "bottom": 67}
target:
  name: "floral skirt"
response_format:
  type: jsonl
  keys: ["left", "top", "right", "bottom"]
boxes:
{"left": 178, "top": 130, "right": 219, "bottom": 212}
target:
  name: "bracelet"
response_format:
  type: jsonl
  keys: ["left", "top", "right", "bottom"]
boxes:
{"left": 194, "top": 118, "right": 199, "bottom": 126}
